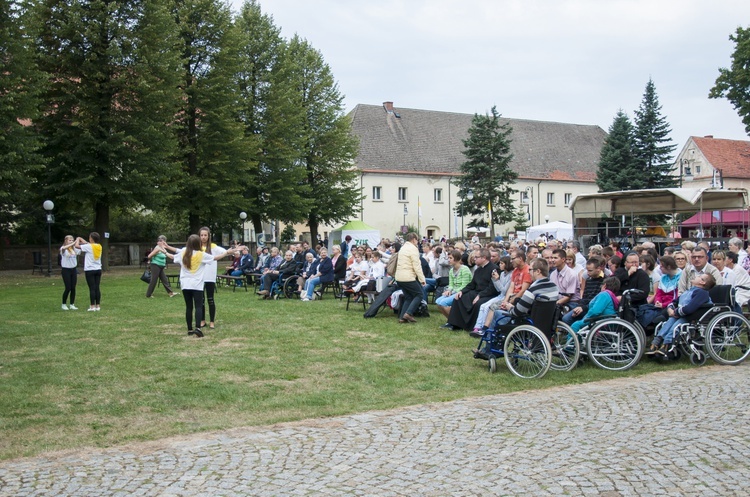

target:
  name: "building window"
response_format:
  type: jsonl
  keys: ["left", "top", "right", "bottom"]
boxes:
{"left": 546, "top": 192, "right": 555, "bottom": 205}
{"left": 372, "top": 186, "right": 382, "bottom": 201}
{"left": 434, "top": 188, "right": 443, "bottom": 203}
{"left": 564, "top": 193, "right": 572, "bottom": 206}
{"left": 398, "top": 187, "right": 408, "bottom": 201}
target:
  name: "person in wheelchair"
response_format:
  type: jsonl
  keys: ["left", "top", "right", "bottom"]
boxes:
{"left": 482, "top": 258, "right": 559, "bottom": 333}
{"left": 571, "top": 277, "right": 620, "bottom": 333}
{"left": 257, "top": 250, "right": 297, "bottom": 298}
{"left": 646, "top": 273, "right": 716, "bottom": 356}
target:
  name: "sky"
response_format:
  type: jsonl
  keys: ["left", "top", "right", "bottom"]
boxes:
{"left": 230, "top": 0, "right": 750, "bottom": 148}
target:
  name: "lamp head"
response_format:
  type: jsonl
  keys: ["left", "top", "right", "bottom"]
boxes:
{"left": 43, "top": 200, "right": 54, "bottom": 211}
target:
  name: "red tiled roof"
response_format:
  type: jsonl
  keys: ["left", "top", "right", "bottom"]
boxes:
{"left": 692, "top": 136, "right": 750, "bottom": 179}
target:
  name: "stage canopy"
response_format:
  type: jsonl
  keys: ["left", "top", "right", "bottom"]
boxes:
{"left": 571, "top": 188, "right": 749, "bottom": 220}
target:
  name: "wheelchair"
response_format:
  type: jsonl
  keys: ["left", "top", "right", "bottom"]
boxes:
{"left": 472, "top": 297, "right": 557, "bottom": 379}
{"left": 265, "top": 273, "right": 300, "bottom": 300}
{"left": 565, "top": 289, "right": 646, "bottom": 372}
{"left": 657, "top": 285, "right": 750, "bottom": 366}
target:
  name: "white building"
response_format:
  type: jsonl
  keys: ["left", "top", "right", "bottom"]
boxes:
{"left": 292, "top": 102, "right": 607, "bottom": 243}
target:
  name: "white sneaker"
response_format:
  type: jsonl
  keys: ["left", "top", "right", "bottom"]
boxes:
{"left": 87, "top": 307, "right": 96, "bottom": 312}
{"left": 95, "top": 307, "right": 101, "bottom": 311}
{"left": 61, "top": 304, "right": 69, "bottom": 311}
{"left": 69, "top": 304, "right": 78, "bottom": 310}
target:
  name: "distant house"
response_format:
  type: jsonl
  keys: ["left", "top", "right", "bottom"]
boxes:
{"left": 345, "top": 102, "right": 607, "bottom": 241}
{"left": 675, "top": 135, "right": 750, "bottom": 190}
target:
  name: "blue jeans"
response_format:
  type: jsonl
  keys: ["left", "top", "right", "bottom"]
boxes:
{"left": 304, "top": 276, "right": 321, "bottom": 299}
{"left": 230, "top": 269, "right": 244, "bottom": 286}
{"left": 656, "top": 316, "right": 686, "bottom": 344}
{"left": 490, "top": 310, "right": 512, "bottom": 330}
{"left": 561, "top": 302, "right": 583, "bottom": 325}
{"left": 422, "top": 277, "right": 436, "bottom": 301}
{"left": 436, "top": 293, "right": 456, "bottom": 307}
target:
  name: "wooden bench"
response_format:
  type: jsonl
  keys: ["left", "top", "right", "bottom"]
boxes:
{"left": 216, "top": 274, "right": 248, "bottom": 292}
{"left": 160, "top": 274, "right": 181, "bottom": 289}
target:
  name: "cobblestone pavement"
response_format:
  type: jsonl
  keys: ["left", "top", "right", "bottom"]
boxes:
{"left": 1, "top": 364, "right": 749, "bottom": 496}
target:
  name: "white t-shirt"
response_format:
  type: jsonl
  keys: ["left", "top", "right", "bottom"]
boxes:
{"left": 80, "top": 243, "right": 102, "bottom": 271}
{"left": 174, "top": 249, "right": 215, "bottom": 291}
{"left": 60, "top": 247, "right": 81, "bottom": 269}
{"left": 201, "top": 243, "right": 227, "bottom": 283}
{"left": 369, "top": 260, "right": 386, "bottom": 279}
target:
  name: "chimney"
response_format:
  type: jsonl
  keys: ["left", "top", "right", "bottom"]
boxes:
{"left": 704, "top": 135, "right": 714, "bottom": 139}
{"left": 383, "top": 101, "right": 394, "bottom": 114}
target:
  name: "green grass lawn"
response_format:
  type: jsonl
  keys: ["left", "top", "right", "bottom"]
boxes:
{"left": 0, "top": 268, "right": 691, "bottom": 460}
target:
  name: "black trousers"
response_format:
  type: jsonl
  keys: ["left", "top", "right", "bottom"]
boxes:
{"left": 84, "top": 270, "right": 102, "bottom": 306}
{"left": 61, "top": 267, "right": 77, "bottom": 305}
{"left": 183, "top": 289, "right": 204, "bottom": 331}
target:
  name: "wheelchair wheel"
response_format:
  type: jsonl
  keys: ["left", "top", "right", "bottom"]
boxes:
{"left": 503, "top": 325, "right": 551, "bottom": 379}
{"left": 549, "top": 322, "right": 580, "bottom": 372}
{"left": 690, "top": 350, "right": 707, "bottom": 366}
{"left": 705, "top": 312, "right": 750, "bottom": 365}
{"left": 488, "top": 355, "right": 497, "bottom": 374}
{"left": 585, "top": 318, "right": 643, "bottom": 371}
{"left": 282, "top": 277, "right": 297, "bottom": 300}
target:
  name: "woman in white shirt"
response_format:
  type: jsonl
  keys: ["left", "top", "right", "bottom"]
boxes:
{"left": 59, "top": 235, "right": 81, "bottom": 310}
{"left": 198, "top": 226, "right": 227, "bottom": 330}
{"left": 171, "top": 234, "right": 238, "bottom": 337}
{"left": 75, "top": 232, "right": 103, "bottom": 311}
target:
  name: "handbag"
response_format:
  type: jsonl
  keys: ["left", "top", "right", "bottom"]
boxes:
{"left": 140, "top": 269, "right": 152, "bottom": 283}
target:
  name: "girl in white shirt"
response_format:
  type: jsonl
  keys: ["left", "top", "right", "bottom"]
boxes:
{"left": 171, "top": 234, "right": 239, "bottom": 337}
{"left": 198, "top": 226, "right": 227, "bottom": 330}
{"left": 59, "top": 235, "right": 81, "bottom": 310}
{"left": 75, "top": 232, "right": 103, "bottom": 311}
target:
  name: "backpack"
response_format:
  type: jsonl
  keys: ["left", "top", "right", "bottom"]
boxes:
{"left": 386, "top": 252, "right": 399, "bottom": 276}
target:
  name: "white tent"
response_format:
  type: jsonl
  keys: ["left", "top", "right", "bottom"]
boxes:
{"left": 328, "top": 220, "right": 381, "bottom": 253}
{"left": 526, "top": 221, "right": 574, "bottom": 241}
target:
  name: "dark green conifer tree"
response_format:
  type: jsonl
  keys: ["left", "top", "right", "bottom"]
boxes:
{"left": 0, "top": 0, "right": 45, "bottom": 243}
{"left": 596, "top": 110, "right": 643, "bottom": 192}
{"left": 286, "top": 35, "right": 360, "bottom": 243}
{"left": 454, "top": 106, "right": 517, "bottom": 239}
{"left": 33, "top": 0, "right": 183, "bottom": 267}
{"left": 633, "top": 79, "right": 677, "bottom": 188}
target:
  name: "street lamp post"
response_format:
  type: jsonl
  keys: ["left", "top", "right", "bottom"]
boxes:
{"left": 43, "top": 200, "right": 55, "bottom": 277}
{"left": 403, "top": 204, "right": 408, "bottom": 233}
{"left": 239, "top": 211, "right": 247, "bottom": 244}
{"left": 525, "top": 186, "right": 533, "bottom": 226}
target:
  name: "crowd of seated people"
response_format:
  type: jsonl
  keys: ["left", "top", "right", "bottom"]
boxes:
{"left": 234, "top": 230, "right": 750, "bottom": 363}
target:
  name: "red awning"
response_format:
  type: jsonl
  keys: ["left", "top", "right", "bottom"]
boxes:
{"left": 715, "top": 209, "right": 750, "bottom": 224}
{"left": 681, "top": 209, "right": 750, "bottom": 227}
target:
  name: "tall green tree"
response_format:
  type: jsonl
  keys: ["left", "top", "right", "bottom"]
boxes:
{"left": 596, "top": 110, "right": 642, "bottom": 192}
{"left": 633, "top": 79, "right": 677, "bottom": 188}
{"left": 33, "top": 0, "right": 183, "bottom": 267}
{"left": 0, "top": 0, "right": 45, "bottom": 243}
{"left": 234, "top": 0, "right": 307, "bottom": 238}
{"left": 454, "top": 106, "right": 516, "bottom": 239}
{"left": 171, "top": 0, "right": 254, "bottom": 235}
{"left": 287, "top": 35, "right": 360, "bottom": 243}
{"left": 710, "top": 26, "right": 750, "bottom": 136}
